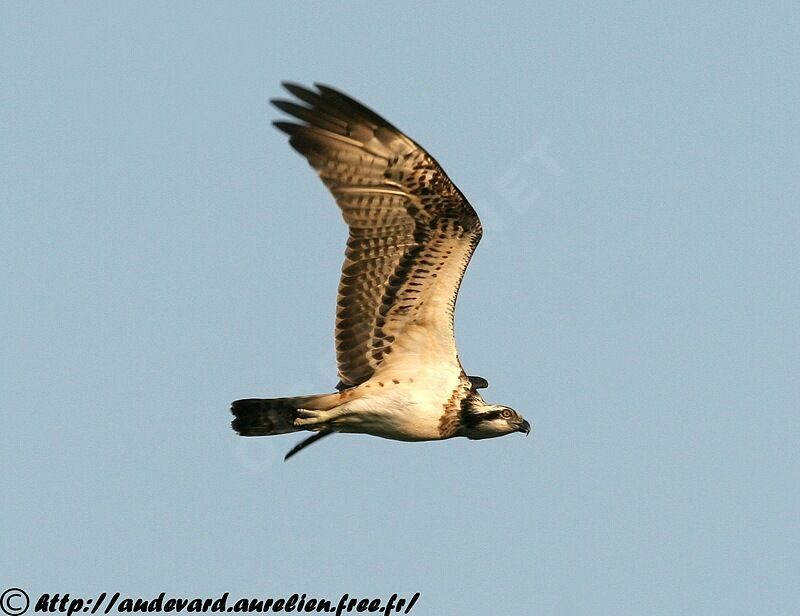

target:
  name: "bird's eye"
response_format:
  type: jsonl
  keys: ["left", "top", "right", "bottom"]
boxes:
{"left": 501, "top": 409, "right": 513, "bottom": 419}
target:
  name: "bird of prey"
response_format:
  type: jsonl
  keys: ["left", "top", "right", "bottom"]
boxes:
{"left": 231, "top": 82, "right": 530, "bottom": 460}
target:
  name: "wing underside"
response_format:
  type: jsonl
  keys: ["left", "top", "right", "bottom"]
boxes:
{"left": 272, "top": 83, "right": 483, "bottom": 387}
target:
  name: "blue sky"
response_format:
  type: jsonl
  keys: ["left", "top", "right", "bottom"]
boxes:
{"left": 3, "top": 3, "right": 799, "bottom": 615}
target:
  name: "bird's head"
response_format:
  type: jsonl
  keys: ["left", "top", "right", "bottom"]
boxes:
{"left": 461, "top": 403, "right": 531, "bottom": 440}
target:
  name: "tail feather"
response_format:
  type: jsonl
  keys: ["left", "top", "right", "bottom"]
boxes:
{"left": 230, "top": 393, "right": 337, "bottom": 437}
{"left": 231, "top": 396, "right": 306, "bottom": 436}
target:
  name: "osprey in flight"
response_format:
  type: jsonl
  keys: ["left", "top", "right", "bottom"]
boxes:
{"left": 231, "top": 83, "right": 530, "bottom": 459}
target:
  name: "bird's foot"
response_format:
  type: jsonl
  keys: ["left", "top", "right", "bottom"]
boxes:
{"left": 294, "top": 408, "right": 337, "bottom": 429}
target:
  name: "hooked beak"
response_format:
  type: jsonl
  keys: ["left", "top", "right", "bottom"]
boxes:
{"left": 517, "top": 419, "right": 531, "bottom": 436}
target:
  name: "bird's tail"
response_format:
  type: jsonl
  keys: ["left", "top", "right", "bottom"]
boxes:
{"left": 230, "top": 393, "right": 336, "bottom": 436}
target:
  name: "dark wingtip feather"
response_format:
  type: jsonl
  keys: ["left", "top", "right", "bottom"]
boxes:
{"left": 282, "top": 81, "right": 321, "bottom": 104}
{"left": 271, "top": 98, "right": 307, "bottom": 116}
{"left": 270, "top": 97, "right": 291, "bottom": 111}
{"left": 272, "top": 120, "right": 300, "bottom": 135}
{"left": 283, "top": 430, "right": 334, "bottom": 461}
{"left": 313, "top": 82, "right": 339, "bottom": 95}
{"left": 313, "top": 82, "right": 390, "bottom": 126}
{"left": 281, "top": 80, "right": 309, "bottom": 93}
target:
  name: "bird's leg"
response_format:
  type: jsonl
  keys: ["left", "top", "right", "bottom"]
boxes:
{"left": 294, "top": 406, "right": 351, "bottom": 429}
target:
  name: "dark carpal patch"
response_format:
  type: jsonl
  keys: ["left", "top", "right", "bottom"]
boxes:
{"left": 437, "top": 374, "right": 474, "bottom": 438}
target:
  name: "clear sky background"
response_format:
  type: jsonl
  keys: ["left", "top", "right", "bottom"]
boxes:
{"left": 3, "top": 3, "right": 798, "bottom": 615}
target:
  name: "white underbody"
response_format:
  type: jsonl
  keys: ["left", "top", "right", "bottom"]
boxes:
{"left": 296, "top": 358, "right": 464, "bottom": 441}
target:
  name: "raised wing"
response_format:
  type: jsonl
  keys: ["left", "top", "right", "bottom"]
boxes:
{"left": 272, "top": 83, "right": 482, "bottom": 387}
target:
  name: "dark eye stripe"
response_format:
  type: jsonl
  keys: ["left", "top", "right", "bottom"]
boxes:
{"left": 483, "top": 410, "right": 513, "bottom": 421}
